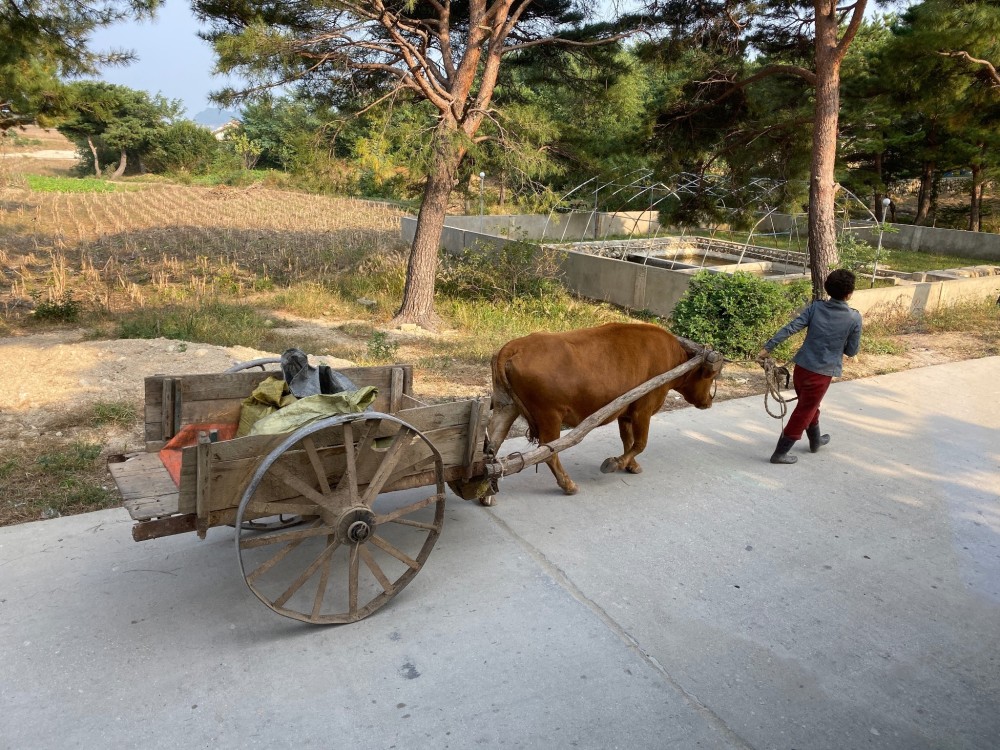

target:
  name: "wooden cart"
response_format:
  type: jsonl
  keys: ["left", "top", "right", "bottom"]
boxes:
{"left": 109, "top": 351, "right": 713, "bottom": 625}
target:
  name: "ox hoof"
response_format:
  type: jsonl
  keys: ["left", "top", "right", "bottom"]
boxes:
{"left": 600, "top": 457, "right": 620, "bottom": 474}
{"left": 479, "top": 495, "right": 496, "bottom": 507}
{"left": 626, "top": 464, "right": 643, "bottom": 475}
{"left": 562, "top": 483, "right": 579, "bottom": 496}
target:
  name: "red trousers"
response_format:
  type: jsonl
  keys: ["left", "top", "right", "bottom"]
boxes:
{"left": 783, "top": 365, "right": 832, "bottom": 441}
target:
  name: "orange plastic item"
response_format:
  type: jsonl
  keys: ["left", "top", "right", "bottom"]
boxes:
{"left": 158, "top": 423, "right": 239, "bottom": 486}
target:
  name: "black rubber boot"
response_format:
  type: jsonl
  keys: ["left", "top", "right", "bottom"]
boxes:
{"left": 769, "top": 435, "right": 798, "bottom": 464}
{"left": 806, "top": 424, "right": 830, "bottom": 453}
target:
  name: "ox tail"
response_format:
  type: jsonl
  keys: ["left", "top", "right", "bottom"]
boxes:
{"left": 491, "top": 352, "right": 541, "bottom": 445}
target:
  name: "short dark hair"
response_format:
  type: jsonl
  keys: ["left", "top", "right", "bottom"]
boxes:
{"left": 825, "top": 269, "right": 856, "bottom": 300}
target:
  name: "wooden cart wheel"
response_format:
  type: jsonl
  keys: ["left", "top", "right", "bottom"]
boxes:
{"left": 235, "top": 412, "right": 445, "bottom": 624}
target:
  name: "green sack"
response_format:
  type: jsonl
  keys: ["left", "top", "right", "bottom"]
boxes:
{"left": 237, "top": 376, "right": 298, "bottom": 437}
{"left": 249, "top": 387, "right": 379, "bottom": 436}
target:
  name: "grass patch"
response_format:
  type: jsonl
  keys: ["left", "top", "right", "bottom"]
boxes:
{"left": 265, "top": 282, "right": 361, "bottom": 320}
{"left": 25, "top": 175, "right": 128, "bottom": 193}
{"left": 92, "top": 400, "right": 139, "bottom": 427}
{"left": 37, "top": 441, "right": 102, "bottom": 472}
{"left": 116, "top": 301, "right": 276, "bottom": 348}
{"left": 0, "top": 440, "right": 115, "bottom": 524}
{"left": 916, "top": 299, "right": 1000, "bottom": 336}
{"left": 874, "top": 248, "right": 991, "bottom": 274}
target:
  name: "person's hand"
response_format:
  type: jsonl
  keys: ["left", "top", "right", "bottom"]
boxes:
{"left": 756, "top": 348, "right": 770, "bottom": 363}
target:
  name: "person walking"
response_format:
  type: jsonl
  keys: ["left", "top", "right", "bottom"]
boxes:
{"left": 757, "top": 268, "right": 863, "bottom": 464}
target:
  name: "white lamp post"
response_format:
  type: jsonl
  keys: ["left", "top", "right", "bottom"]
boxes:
{"left": 871, "top": 196, "right": 892, "bottom": 288}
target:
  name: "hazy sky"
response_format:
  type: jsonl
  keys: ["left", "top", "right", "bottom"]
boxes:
{"left": 89, "top": 0, "right": 228, "bottom": 117}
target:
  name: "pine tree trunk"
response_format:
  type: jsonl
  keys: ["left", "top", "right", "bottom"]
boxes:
{"left": 87, "top": 136, "right": 101, "bottom": 177}
{"left": 112, "top": 148, "right": 127, "bottom": 179}
{"left": 807, "top": 6, "right": 843, "bottom": 301}
{"left": 969, "top": 164, "right": 981, "bottom": 232}
{"left": 391, "top": 124, "right": 465, "bottom": 330}
{"left": 915, "top": 162, "right": 934, "bottom": 225}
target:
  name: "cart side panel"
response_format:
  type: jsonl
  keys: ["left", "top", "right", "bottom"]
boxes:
{"left": 143, "top": 365, "right": 413, "bottom": 450}
{"left": 183, "top": 398, "right": 489, "bottom": 520}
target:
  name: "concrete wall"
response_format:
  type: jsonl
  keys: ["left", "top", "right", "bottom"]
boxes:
{"left": 765, "top": 213, "right": 1000, "bottom": 261}
{"left": 559, "top": 251, "right": 696, "bottom": 318}
{"left": 851, "top": 224, "right": 1000, "bottom": 261}
{"left": 850, "top": 274, "right": 1000, "bottom": 316}
{"left": 401, "top": 212, "right": 660, "bottom": 245}
{"left": 401, "top": 215, "right": 1000, "bottom": 318}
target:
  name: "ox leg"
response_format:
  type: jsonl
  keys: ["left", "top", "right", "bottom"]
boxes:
{"left": 486, "top": 403, "right": 520, "bottom": 455}
{"left": 601, "top": 414, "right": 648, "bottom": 475}
{"left": 535, "top": 418, "right": 578, "bottom": 495}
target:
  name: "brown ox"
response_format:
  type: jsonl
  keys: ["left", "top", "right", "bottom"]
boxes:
{"left": 487, "top": 322, "right": 724, "bottom": 495}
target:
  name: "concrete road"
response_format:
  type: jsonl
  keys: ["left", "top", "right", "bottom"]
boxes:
{"left": 2, "top": 357, "right": 998, "bottom": 750}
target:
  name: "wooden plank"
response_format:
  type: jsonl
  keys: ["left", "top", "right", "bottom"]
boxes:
{"left": 195, "top": 431, "right": 212, "bottom": 538}
{"left": 161, "top": 378, "right": 175, "bottom": 440}
{"left": 179, "top": 397, "right": 244, "bottom": 427}
{"left": 132, "top": 514, "right": 197, "bottom": 541}
{"left": 390, "top": 367, "right": 404, "bottom": 413}
{"left": 144, "top": 376, "right": 165, "bottom": 444}
{"left": 108, "top": 452, "right": 181, "bottom": 520}
{"left": 167, "top": 395, "right": 485, "bottom": 516}
{"left": 201, "top": 422, "right": 473, "bottom": 513}
{"left": 140, "top": 365, "right": 414, "bottom": 453}
{"left": 463, "top": 398, "right": 485, "bottom": 479}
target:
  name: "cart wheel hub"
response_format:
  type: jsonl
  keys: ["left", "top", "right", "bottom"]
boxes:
{"left": 336, "top": 507, "right": 377, "bottom": 544}
{"left": 347, "top": 520, "right": 372, "bottom": 543}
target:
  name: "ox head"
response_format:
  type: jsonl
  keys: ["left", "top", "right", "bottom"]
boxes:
{"left": 675, "top": 347, "right": 725, "bottom": 410}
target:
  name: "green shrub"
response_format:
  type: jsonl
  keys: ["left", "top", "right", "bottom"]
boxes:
{"left": 144, "top": 120, "right": 220, "bottom": 175}
{"left": 670, "top": 271, "right": 810, "bottom": 359}
{"left": 436, "top": 241, "right": 563, "bottom": 302}
{"left": 32, "top": 291, "right": 82, "bottom": 322}
{"left": 366, "top": 331, "right": 399, "bottom": 362}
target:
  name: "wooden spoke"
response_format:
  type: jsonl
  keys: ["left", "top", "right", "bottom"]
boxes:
{"left": 310, "top": 548, "right": 334, "bottom": 620}
{"left": 375, "top": 494, "right": 441, "bottom": 525}
{"left": 348, "top": 544, "right": 360, "bottom": 614}
{"left": 370, "top": 534, "right": 420, "bottom": 570}
{"left": 270, "top": 463, "right": 329, "bottom": 507}
{"left": 361, "top": 427, "right": 417, "bottom": 505}
{"left": 247, "top": 535, "right": 309, "bottom": 584}
{"left": 240, "top": 520, "right": 331, "bottom": 549}
{"left": 358, "top": 545, "right": 392, "bottom": 592}
{"left": 302, "top": 437, "right": 332, "bottom": 497}
{"left": 273, "top": 539, "right": 339, "bottom": 609}
{"left": 335, "top": 421, "right": 360, "bottom": 504}
{"left": 385, "top": 517, "right": 438, "bottom": 531}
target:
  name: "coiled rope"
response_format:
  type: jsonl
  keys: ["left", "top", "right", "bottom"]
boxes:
{"left": 760, "top": 357, "right": 797, "bottom": 420}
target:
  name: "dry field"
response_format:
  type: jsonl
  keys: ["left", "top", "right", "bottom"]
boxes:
{"left": 0, "top": 182, "right": 405, "bottom": 312}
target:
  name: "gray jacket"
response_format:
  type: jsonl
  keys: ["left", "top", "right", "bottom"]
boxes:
{"left": 764, "top": 299, "right": 863, "bottom": 377}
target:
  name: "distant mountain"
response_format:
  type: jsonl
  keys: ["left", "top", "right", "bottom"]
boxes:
{"left": 192, "top": 107, "right": 240, "bottom": 128}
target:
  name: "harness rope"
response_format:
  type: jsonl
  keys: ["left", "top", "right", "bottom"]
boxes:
{"left": 759, "top": 357, "right": 796, "bottom": 420}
